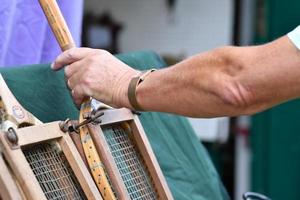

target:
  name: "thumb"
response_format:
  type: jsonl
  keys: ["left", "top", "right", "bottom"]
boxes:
{"left": 51, "top": 47, "right": 94, "bottom": 71}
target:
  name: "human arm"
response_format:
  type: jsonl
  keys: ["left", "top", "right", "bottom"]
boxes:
{"left": 135, "top": 36, "right": 300, "bottom": 117}
{"left": 52, "top": 36, "right": 300, "bottom": 118}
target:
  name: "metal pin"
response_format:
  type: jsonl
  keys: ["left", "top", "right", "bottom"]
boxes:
{"left": 59, "top": 111, "right": 104, "bottom": 133}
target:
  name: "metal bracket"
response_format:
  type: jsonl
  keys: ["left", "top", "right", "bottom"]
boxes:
{"left": 59, "top": 109, "right": 104, "bottom": 133}
{"left": 4, "top": 127, "right": 19, "bottom": 149}
{"left": 59, "top": 119, "right": 78, "bottom": 133}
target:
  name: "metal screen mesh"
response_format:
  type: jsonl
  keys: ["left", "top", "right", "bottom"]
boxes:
{"left": 103, "top": 125, "right": 157, "bottom": 200}
{"left": 23, "top": 142, "right": 87, "bottom": 200}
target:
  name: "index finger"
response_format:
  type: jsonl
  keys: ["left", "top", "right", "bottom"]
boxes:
{"left": 51, "top": 47, "right": 94, "bottom": 71}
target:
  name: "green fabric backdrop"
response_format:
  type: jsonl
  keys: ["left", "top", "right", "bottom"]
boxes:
{"left": 0, "top": 51, "right": 229, "bottom": 200}
{"left": 251, "top": 0, "right": 300, "bottom": 199}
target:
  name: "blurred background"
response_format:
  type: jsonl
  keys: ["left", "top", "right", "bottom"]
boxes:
{"left": 82, "top": 0, "right": 300, "bottom": 200}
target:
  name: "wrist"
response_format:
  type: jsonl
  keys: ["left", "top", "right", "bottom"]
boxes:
{"left": 113, "top": 69, "right": 140, "bottom": 108}
{"left": 127, "top": 69, "right": 157, "bottom": 111}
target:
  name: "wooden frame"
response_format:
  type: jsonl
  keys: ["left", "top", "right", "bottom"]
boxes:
{"left": 38, "top": 1, "right": 171, "bottom": 198}
{"left": 0, "top": 73, "right": 43, "bottom": 199}
{"left": 88, "top": 108, "right": 174, "bottom": 200}
{"left": 0, "top": 74, "right": 42, "bottom": 128}
{"left": 0, "top": 151, "right": 24, "bottom": 200}
{"left": 0, "top": 122, "right": 102, "bottom": 200}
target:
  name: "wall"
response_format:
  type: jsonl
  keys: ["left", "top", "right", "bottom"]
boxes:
{"left": 85, "top": 0, "right": 233, "bottom": 57}
{"left": 85, "top": 0, "right": 233, "bottom": 142}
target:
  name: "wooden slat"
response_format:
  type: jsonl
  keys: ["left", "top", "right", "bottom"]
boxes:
{"left": 129, "top": 116, "right": 174, "bottom": 200}
{"left": 0, "top": 134, "right": 47, "bottom": 200}
{"left": 0, "top": 154, "right": 23, "bottom": 200}
{"left": 79, "top": 101, "right": 116, "bottom": 200}
{"left": 100, "top": 108, "right": 134, "bottom": 126}
{"left": 59, "top": 135, "right": 103, "bottom": 200}
{"left": 69, "top": 132, "right": 89, "bottom": 167}
{"left": 88, "top": 124, "right": 130, "bottom": 200}
{"left": 17, "top": 122, "right": 63, "bottom": 146}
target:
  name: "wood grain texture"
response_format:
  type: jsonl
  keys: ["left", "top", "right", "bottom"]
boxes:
{"left": 79, "top": 102, "right": 116, "bottom": 200}
{"left": 39, "top": 1, "right": 172, "bottom": 199}
{"left": 100, "top": 108, "right": 134, "bottom": 126}
{"left": 38, "top": 0, "right": 75, "bottom": 50}
{"left": 17, "top": 121, "right": 62, "bottom": 146}
{"left": 0, "top": 154, "right": 23, "bottom": 200}
{"left": 0, "top": 133, "right": 47, "bottom": 200}
{"left": 69, "top": 131, "right": 89, "bottom": 167}
{"left": 88, "top": 124, "right": 130, "bottom": 200}
{"left": 96, "top": 107, "right": 173, "bottom": 199}
{"left": 0, "top": 122, "right": 105, "bottom": 200}
{"left": 130, "top": 116, "right": 174, "bottom": 200}
{"left": 39, "top": 0, "right": 116, "bottom": 198}
{"left": 59, "top": 135, "right": 103, "bottom": 200}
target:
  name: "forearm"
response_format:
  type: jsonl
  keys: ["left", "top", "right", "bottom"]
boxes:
{"left": 52, "top": 35, "right": 300, "bottom": 117}
{"left": 135, "top": 49, "right": 239, "bottom": 117}
{"left": 135, "top": 36, "right": 300, "bottom": 117}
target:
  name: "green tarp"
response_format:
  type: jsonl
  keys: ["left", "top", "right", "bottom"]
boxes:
{"left": 0, "top": 51, "right": 229, "bottom": 200}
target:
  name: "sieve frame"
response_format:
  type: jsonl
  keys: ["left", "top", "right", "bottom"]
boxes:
{"left": 0, "top": 121, "right": 102, "bottom": 200}
{"left": 0, "top": 151, "right": 23, "bottom": 200}
{"left": 88, "top": 108, "right": 174, "bottom": 200}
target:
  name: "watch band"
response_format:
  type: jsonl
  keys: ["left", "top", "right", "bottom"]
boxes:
{"left": 128, "top": 69, "right": 156, "bottom": 111}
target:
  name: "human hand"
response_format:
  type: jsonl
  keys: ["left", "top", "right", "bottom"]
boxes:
{"left": 51, "top": 48, "right": 140, "bottom": 108}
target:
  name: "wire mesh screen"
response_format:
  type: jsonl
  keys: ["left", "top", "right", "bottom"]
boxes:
{"left": 22, "top": 142, "right": 87, "bottom": 200}
{"left": 103, "top": 125, "right": 157, "bottom": 200}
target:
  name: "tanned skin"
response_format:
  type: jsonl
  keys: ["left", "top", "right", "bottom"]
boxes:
{"left": 52, "top": 36, "right": 300, "bottom": 118}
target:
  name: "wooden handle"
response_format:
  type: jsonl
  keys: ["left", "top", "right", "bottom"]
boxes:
{"left": 39, "top": 0, "right": 87, "bottom": 105}
{"left": 39, "top": 0, "right": 75, "bottom": 51}
{"left": 39, "top": 1, "right": 116, "bottom": 199}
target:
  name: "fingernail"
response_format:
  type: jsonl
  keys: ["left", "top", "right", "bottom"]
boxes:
{"left": 50, "top": 62, "right": 55, "bottom": 69}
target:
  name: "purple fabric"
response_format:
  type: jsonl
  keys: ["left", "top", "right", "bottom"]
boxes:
{"left": 41, "top": 0, "right": 84, "bottom": 63}
{"left": 0, "top": 0, "right": 83, "bottom": 67}
{"left": 0, "top": 0, "right": 17, "bottom": 66}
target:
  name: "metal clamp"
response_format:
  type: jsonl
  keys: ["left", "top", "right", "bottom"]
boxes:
{"left": 59, "top": 109, "right": 104, "bottom": 133}
{"left": 4, "top": 127, "right": 19, "bottom": 149}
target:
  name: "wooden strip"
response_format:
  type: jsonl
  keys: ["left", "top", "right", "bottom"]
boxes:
{"left": 17, "top": 122, "right": 63, "bottom": 146}
{"left": 59, "top": 135, "right": 103, "bottom": 200}
{"left": 100, "top": 108, "right": 134, "bottom": 126}
{"left": 79, "top": 103, "right": 116, "bottom": 200}
{"left": 0, "top": 154, "right": 23, "bottom": 200}
{"left": 129, "top": 116, "right": 174, "bottom": 200}
{"left": 0, "top": 133, "right": 47, "bottom": 200}
{"left": 88, "top": 124, "right": 130, "bottom": 200}
{"left": 69, "top": 132, "right": 89, "bottom": 167}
